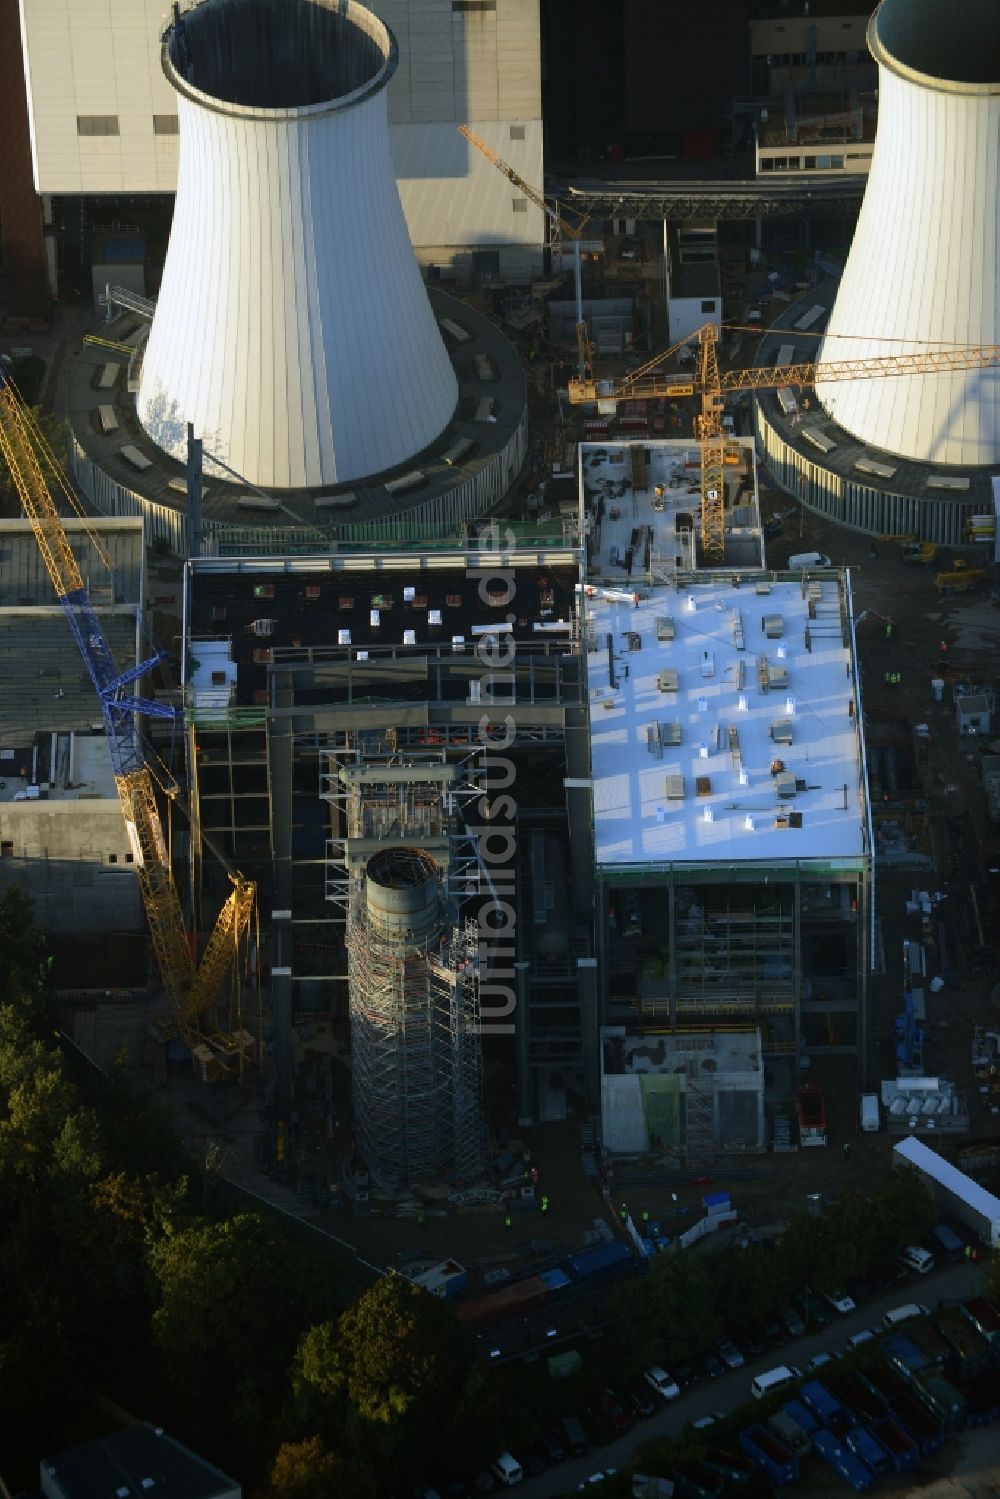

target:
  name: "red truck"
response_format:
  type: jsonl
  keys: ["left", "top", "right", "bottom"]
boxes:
{"left": 795, "top": 1083, "right": 827, "bottom": 1147}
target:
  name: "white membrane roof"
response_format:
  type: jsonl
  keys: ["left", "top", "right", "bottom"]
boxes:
{"left": 587, "top": 575, "right": 866, "bottom": 867}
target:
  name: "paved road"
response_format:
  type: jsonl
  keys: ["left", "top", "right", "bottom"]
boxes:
{"left": 517, "top": 1260, "right": 988, "bottom": 1497}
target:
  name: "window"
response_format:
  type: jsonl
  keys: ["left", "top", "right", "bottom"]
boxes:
{"left": 1, "top": 841, "right": 13, "bottom": 858}
{"left": 153, "top": 114, "right": 179, "bottom": 135}
{"left": 77, "top": 115, "right": 119, "bottom": 136}
{"left": 453, "top": 0, "right": 495, "bottom": 9}
{"left": 509, "top": 124, "right": 525, "bottom": 141}
{"left": 108, "top": 852, "right": 118, "bottom": 864}
{"left": 700, "top": 300, "right": 716, "bottom": 314}
{"left": 125, "top": 853, "right": 134, "bottom": 864}
{"left": 512, "top": 197, "right": 527, "bottom": 214}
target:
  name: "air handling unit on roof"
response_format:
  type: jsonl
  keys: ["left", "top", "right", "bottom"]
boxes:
{"left": 137, "top": 0, "right": 458, "bottom": 489}
{"left": 814, "top": 0, "right": 1000, "bottom": 467}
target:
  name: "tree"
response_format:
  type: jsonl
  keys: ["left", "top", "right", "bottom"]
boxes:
{"left": 0, "top": 887, "right": 51, "bottom": 1015}
{"left": 826, "top": 1189, "right": 879, "bottom": 1285}
{"left": 717, "top": 1245, "right": 783, "bottom": 1332}
{"left": 777, "top": 1210, "right": 835, "bottom": 1295}
{"left": 266, "top": 1437, "right": 375, "bottom": 1499}
{"left": 872, "top": 1167, "right": 935, "bottom": 1257}
{"left": 611, "top": 1250, "right": 720, "bottom": 1371}
{"left": 294, "top": 1273, "right": 493, "bottom": 1486}
{"left": 151, "top": 1213, "right": 339, "bottom": 1449}
{"left": 0, "top": 403, "right": 69, "bottom": 490}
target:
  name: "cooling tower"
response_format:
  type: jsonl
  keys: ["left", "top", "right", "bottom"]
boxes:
{"left": 815, "top": 0, "right": 1000, "bottom": 467}
{"left": 137, "top": 0, "right": 458, "bottom": 490}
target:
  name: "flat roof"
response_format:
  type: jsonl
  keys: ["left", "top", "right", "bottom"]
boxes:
{"left": 894, "top": 1135, "right": 1000, "bottom": 1220}
{"left": 580, "top": 438, "right": 763, "bottom": 578}
{"left": 0, "top": 613, "right": 139, "bottom": 739}
{"left": 67, "top": 290, "right": 526, "bottom": 533}
{"left": 587, "top": 573, "right": 866, "bottom": 868}
{"left": 601, "top": 1025, "right": 763, "bottom": 1077}
{"left": 188, "top": 554, "right": 580, "bottom": 708}
{"left": 40, "top": 1422, "right": 239, "bottom": 1499}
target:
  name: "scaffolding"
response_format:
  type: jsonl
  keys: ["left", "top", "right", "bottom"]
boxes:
{"left": 346, "top": 847, "right": 486, "bottom": 1193}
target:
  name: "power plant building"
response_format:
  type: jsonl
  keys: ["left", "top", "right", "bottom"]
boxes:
{"left": 10, "top": 0, "right": 544, "bottom": 298}
{"left": 579, "top": 440, "right": 874, "bottom": 1154}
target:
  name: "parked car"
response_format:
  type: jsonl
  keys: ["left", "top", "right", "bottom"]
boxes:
{"left": 844, "top": 1328, "right": 877, "bottom": 1352}
{"left": 643, "top": 1365, "right": 681, "bottom": 1400}
{"left": 518, "top": 1451, "right": 544, "bottom": 1479}
{"left": 675, "top": 1360, "right": 699, "bottom": 1388}
{"left": 716, "top": 1339, "right": 745, "bottom": 1369}
{"left": 898, "top": 1245, "right": 935, "bottom": 1275}
{"left": 781, "top": 1305, "right": 806, "bottom": 1337}
{"left": 793, "top": 1292, "right": 832, "bottom": 1327}
{"left": 742, "top": 1329, "right": 768, "bottom": 1359}
{"left": 624, "top": 1381, "right": 655, "bottom": 1418}
{"left": 763, "top": 1321, "right": 785, "bottom": 1346}
{"left": 691, "top": 1412, "right": 727, "bottom": 1430}
{"left": 539, "top": 1430, "right": 565, "bottom": 1464}
{"left": 825, "top": 1288, "right": 857, "bottom": 1315}
{"left": 807, "top": 1350, "right": 837, "bottom": 1373}
{"left": 700, "top": 1353, "right": 725, "bottom": 1380}
{"left": 599, "top": 1389, "right": 632, "bottom": 1433}
{"left": 578, "top": 1473, "right": 617, "bottom": 1491}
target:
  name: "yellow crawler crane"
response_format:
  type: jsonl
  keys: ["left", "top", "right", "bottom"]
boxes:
{"left": 0, "top": 372, "right": 254, "bottom": 1068}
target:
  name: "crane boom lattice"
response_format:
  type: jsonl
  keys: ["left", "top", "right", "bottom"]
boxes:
{"left": 0, "top": 374, "right": 254, "bottom": 1056}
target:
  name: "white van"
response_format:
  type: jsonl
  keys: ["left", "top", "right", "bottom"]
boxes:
{"left": 860, "top": 1094, "right": 880, "bottom": 1132}
{"left": 883, "top": 1302, "right": 929, "bottom": 1329}
{"left": 490, "top": 1451, "right": 523, "bottom": 1487}
{"left": 898, "top": 1245, "right": 935, "bottom": 1275}
{"left": 788, "top": 551, "right": 831, "bottom": 570}
{"left": 751, "top": 1364, "right": 802, "bottom": 1400}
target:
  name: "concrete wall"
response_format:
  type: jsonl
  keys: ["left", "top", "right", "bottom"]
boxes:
{"left": 17, "top": 0, "right": 544, "bottom": 269}
{"left": 0, "top": 799, "right": 143, "bottom": 932}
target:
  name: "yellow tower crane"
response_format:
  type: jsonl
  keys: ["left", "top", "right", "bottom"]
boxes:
{"left": 568, "top": 323, "right": 1000, "bottom": 564}
{"left": 0, "top": 374, "right": 255, "bottom": 1070}
{"left": 458, "top": 124, "right": 594, "bottom": 378}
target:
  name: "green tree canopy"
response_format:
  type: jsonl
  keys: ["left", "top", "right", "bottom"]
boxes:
{"left": 611, "top": 1248, "right": 720, "bottom": 1371}
{"left": 266, "top": 1437, "right": 375, "bottom": 1499}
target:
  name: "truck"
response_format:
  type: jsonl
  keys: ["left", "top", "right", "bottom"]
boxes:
{"left": 564, "top": 1239, "right": 634, "bottom": 1284}
{"left": 960, "top": 1296, "right": 1000, "bottom": 1345}
{"left": 795, "top": 1083, "right": 827, "bottom": 1147}
{"left": 882, "top": 1332, "right": 930, "bottom": 1382}
{"left": 826, "top": 1373, "right": 885, "bottom": 1425}
{"left": 929, "top": 1221, "right": 964, "bottom": 1260}
{"left": 672, "top": 1460, "right": 725, "bottom": 1499}
{"left": 935, "top": 1307, "right": 990, "bottom": 1377}
{"left": 892, "top": 1392, "right": 944, "bottom": 1454}
{"left": 845, "top": 1425, "right": 893, "bottom": 1476}
{"left": 698, "top": 1450, "right": 756, "bottom": 1486}
{"left": 860, "top": 1362, "right": 910, "bottom": 1408}
{"left": 913, "top": 1371, "right": 965, "bottom": 1427}
{"left": 811, "top": 1429, "right": 873, "bottom": 1492}
{"left": 560, "top": 1413, "right": 588, "bottom": 1457}
{"left": 768, "top": 1409, "right": 813, "bottom": 1458}
{"left": 799, "top": 1379, "right": 851, "bottom": 1433}
{"left": 903, "top": 1317, "right": 953, "bottom": 1370}
{"left": 738, "top": 1425, "right": 798, "bottom": 1486}
{"left": 868, "top": 1417, "right": 920, "bottom": 1474}
{"left": 859, "top": 1093, "right": 880, "bottom": 1132}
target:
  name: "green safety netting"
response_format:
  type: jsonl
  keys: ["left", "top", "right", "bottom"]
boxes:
{"left": 639, "top": 1072, "right": 682, "bottom": 1148}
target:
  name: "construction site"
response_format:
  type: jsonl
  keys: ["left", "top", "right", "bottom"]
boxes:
{"left": 0, "top": 0, "right": 999, "bottom": 1313}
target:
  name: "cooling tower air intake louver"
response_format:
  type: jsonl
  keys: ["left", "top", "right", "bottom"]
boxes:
{"left": 138, "top": 0, "right": 458, "bottom": 489}
{"left": 815, "top": 0, "right": 1000, "bottom": 467}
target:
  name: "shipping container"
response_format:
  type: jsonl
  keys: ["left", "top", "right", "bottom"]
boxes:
{"left": 893, "top": 1137, "right": 1000, "bottom": 1247}
{"left": 892, "top": 1392, "right": 945, "bottom": 1454}
{"left": 868, "top": 1417, "right": 920, "bottom": 1474}
{"left": 845, "top": 1426, "right": 892, "bottom": 1475}
{"left": 456, "top": 1268, "right": 570, "bottom": 1329}
{"left": 912, "top": 1371, "right": 965, "bottom": 1427}
{"left": 698, "top": 1448, "right": 756, "bottom": 1485}
{"left": 935, "top": 1307, "right": 990, "bottom": 1377}
{"left": 826, "top": 1373, "right": 885, "bottom": 1424}
{"left": 767, "top": 1410, "right": 812, "bottom": 1457}
{"left": 799, "top": 1380, "right": 850, "bottom": 1431}
{"left": 672, "top": 1459, "right": 725, "bottom": 1499}
{"left": 564, "top": 1239, "right": 634, "bottom": 1283}
{"left": 903, "top": 1317, "right": 952, "bottom": 1369}
{"left": 882, "top": 1332, "right": 929, "bottom": 1382}
{"left": 738, "top": 1425, "right": 797, "bottom": 1486}
{"left": 960, "top": 1296, "right": 1000, "bottom": 1346}
{"left": 812, "top": 1429, "right": 873, "bottom": 1492}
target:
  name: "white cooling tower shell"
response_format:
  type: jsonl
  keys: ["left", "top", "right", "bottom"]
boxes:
{"left": 137, "top": 0, "right": 458, "bottom": 490}
{"left": 815, "top": 0, "right": 1000, "bottom": 467}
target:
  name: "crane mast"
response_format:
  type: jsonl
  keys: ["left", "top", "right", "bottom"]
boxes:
{"left": 0, "top": 375, "right": 254, "bottom": 1052}
{"left": 458, "top": 124, "right": 593, "bottom": 379}
{"left": 568, "top": 325, "right": 1000, "bottom": 564}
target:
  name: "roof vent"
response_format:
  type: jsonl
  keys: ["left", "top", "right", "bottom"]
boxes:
{"left": 744, "top": 813, "right": 755, "bottom": 831}
{"left": 785, "top": 695, "right": 796, "bottom": 715}
{"left": 738, "top": 692, "right": 748, "bottom": 712}
{"left": 687, "top": 593, "right": 697, "bottom": 612}
{"left": 703, "top": 804, "right": 714, "bottom": 822}
{"left": 697, "top": 696, "right": 708, "bottom": 713}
